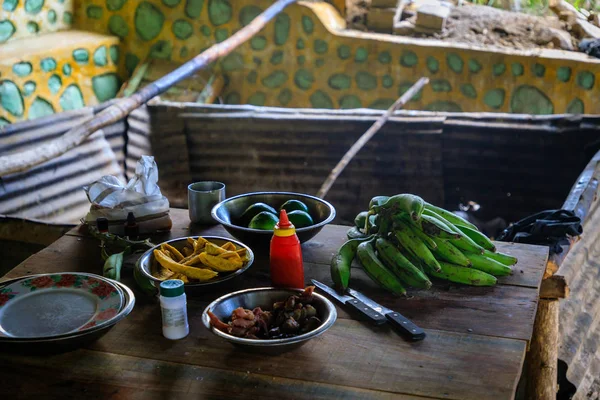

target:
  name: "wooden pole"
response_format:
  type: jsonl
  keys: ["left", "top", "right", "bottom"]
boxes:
{"left": 525, "top": 299, "right": 559, "bottom": 400}
{"left": 316, "top": 77, "right": 429, "bottom": 199}
{"left": 0, "top": 0, "right": 299, "bottom": 177}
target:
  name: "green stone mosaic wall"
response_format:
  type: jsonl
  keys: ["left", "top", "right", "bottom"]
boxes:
{"left": 0, "top": 32, "right": 120, "bottom": 125}
{"left": 72, "top": 0, "right": 600, "bottom": 114}
{"left": 0, "top": 0, "right": 73, "bottom": 43}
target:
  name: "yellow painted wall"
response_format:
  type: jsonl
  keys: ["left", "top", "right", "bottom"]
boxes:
{"left": 46, "top": 0, "right": 600, "bottom": 115}
{"left": 0, "top": 0, "right": 73, "bottom": 43}
{"left": 0, "top": 31, "right": 120, "bottom": 125}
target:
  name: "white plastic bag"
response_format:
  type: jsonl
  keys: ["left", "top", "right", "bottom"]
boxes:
{"left": 83, "top": 156, "right": 171, "bottom": 233}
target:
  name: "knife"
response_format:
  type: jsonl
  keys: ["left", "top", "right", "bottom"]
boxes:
{"left": 347, "top": 287, "right": 426, "bottom": 341}
{"left": 311, "top": 280, "right": 387, "bottom": 325}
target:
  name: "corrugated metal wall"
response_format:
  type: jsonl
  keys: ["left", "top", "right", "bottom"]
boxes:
{"left": 0, "top": 106, "right": 126, "bottom": 224}
{"left": 143, "top": 104, "right": 600, "bottom": 225}
{"left": 2, "top": 102, "right": 599, "bottom": 226}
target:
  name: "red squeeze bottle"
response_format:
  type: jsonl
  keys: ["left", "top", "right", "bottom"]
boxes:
{"left": 270, "top": 209, "right": 305, "bottom": 289}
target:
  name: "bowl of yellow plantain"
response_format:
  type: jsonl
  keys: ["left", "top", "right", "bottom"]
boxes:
{"left": 135, "top": 236, "right": 254, "bottom": 288}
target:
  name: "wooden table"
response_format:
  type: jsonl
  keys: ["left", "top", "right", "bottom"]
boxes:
{"left": 0, "top": 208, "right": 548, "bottom": 399}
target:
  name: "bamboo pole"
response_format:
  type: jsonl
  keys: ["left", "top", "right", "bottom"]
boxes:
{"left": 0, "top": 0, "right": 299, "bottom": 177}
{"left": 316, "top": 77, "right": 429, "bottom": 199}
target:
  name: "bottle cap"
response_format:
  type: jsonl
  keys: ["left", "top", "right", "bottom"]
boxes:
{"left": 160, "top": 279, "right": 185, "bottom": 297}
{"left": 274, "top": 209, "right": 296, "bottom": 237}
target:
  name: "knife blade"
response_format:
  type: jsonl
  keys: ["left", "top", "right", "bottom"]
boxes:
{"left": 347, "top": 287, "right": 426, "bottom": 341}
{"left": 311, "top": 280, "right": 387, "bottom": 325}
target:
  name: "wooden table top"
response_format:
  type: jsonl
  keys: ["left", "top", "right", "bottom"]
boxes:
{"left": 0, "top": 208, "right": 549, "bottom": 400}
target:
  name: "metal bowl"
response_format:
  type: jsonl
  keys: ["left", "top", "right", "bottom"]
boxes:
{"left": 202, "top": 287, "right": 337, "bottom": 353}
{"left": 136, "top": 236, "right": 254, "bottom": 288}
{"left": 211, "top": 192, "right": 336, "bottom": 248}
{"left": 0, "top": 276, "right": 135, "bottom": 354}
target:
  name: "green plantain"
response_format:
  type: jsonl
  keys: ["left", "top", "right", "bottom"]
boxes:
{"left": 357, "top": 241, "right": 406, "bottom": 296}
{"left": 376, "top": 238, "right": 432, "bottom": 289}
{"left": 464, "top": 253, "right": 512, "bottom": 276}
{"left": 429, "top": 261, "right": 497, "bottom": 286}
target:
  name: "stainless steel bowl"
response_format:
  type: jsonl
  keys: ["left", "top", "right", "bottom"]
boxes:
{"left": 136, "top": 236, "right": 254, "bottom": 288}
{"left": 211, "top": 192, "right": 336, "bottom": 248}
{"left": 202, "top": 287, "right": 337, "bottom": 353}
{"left": 0, "top": 275, "right": 135, "bottom": 354}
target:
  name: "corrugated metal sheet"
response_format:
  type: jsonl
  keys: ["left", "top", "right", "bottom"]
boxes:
{"left": 143, "top": 103, "right": 600, "bottom": 225}
{"left": 442, "top": 116, "right": 600, "bottom": 223}
{"left": 126, "top": 105, "right": 153, "bottom": 179}
{"left": 0, "top": 107, "right": 125, "bottom": 224}
{"left": 3, "top": 101, "right": 599, "bottom": 226}
{"left": 182, "top": 112, "right": 444, "bottom": 225}
{"left": 144, "top": 102, "right": 192, "bottom": 208}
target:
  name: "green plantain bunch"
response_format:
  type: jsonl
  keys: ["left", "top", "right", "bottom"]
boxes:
{"left": 331, "top": 194, "right": 517, "bottom": 296}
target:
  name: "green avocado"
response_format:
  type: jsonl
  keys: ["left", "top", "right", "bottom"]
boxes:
{"left": 280, "top": 199, "right": 309, "bottom": 214}
{"left": 248, "top": 211, "right": 279, "bottom": 230}
{"left": 287, "top": 210, "right": 314, "bottom": 228}
{"left": 240, "top": 202, "right": 278, "bottom": 225}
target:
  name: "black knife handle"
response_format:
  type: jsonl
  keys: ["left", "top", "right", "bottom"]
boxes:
{"left": 345, "top": 299, "right": 387, "bottom": 325}
{"left": 385, "top": 312, "right": 426, "bottom": 341}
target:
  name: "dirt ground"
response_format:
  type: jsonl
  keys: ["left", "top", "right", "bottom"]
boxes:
{"left": 346, "top": 1, "right": 577, "bottom": 51}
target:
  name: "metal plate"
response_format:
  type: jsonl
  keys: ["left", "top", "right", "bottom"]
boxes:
{"left": 0, "top": 273, "right": 123, "bottom": 338}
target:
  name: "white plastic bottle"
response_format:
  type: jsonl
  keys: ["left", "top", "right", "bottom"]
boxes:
{"left": 159, "top": 279, "right": 189, "bottom": 340}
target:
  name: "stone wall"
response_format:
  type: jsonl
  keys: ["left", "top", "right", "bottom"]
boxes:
{"left": 66, "top": 0, "right": 600, "bottom": 114}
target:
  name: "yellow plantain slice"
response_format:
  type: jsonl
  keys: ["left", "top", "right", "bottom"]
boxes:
{"left": 155, "top": 265, "right": 176, "bottom": 280}
{"left": 218, "top": 251, "right": 241, "bottom": 260}
{"left": 206, "top": 242, "right": 227, "bottom": 256}
{"left": 182, "top": 247, "right": 193, "bottom": 257}
{"left": 171, "top": 273, "right": 189, "bottom": 283}
{"left": 183, "top": 254, "right": 205, "bottom": 266}
{"left": 154, "top": 249, "right": 218, "bottom": 281}
{"left": 199, "top": 252, "right": 243, "bottom": 272}
{"left": 221, "top": 242, "right": 236, "bottom": 251}
{"left": 161, "top": 243, "right": 184, "bottom": 261}
{"left": 194, "top": 237, "right": 209, "bottom": 252}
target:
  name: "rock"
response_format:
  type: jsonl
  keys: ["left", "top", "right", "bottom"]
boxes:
{"left": 366, "top": 7, "right": 396, "bottom": 33}
{"left": 370, "top": 0, "right": 399, "bottom": 8}
{"left": 550, "top": 28, "right": 574, "bottom": 50}
{"left": 393, "top": 20, "right": 416, "bottom": 35}
{"left": 416, "top": 4, "right": 451, "bottom": 32}
{"left": 573, "top": 18, "right": 600, "bottom": 39}
{"left": 537, "top": 27, "right": 574, "bottom": 50}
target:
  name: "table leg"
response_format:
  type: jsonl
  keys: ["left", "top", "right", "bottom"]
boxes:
{"left": 525, "top": 298, "right": 559, "bottom": 400}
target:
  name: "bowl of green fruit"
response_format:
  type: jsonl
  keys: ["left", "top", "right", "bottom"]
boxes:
{"left": 211, "top": 192, "right": 336, "bottom": 249}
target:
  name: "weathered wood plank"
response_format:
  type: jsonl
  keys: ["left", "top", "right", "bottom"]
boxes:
{"left": 0, "top": 232, "right": 540, "bottom": 341}
{"left": 2, "top": 208, "right": 548, "bottom": 400}
{"left": 85, "top": 309, "right": 525, "bottom": 400}
{"left": 0, "top": 350, "right": 415, "bottom": 400}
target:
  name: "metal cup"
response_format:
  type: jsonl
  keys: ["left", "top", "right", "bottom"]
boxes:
{"left": 188, "top": 181, "right": 226, "bottom": 224}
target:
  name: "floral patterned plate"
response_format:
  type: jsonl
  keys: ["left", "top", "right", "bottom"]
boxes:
{"left": 0, "top": 273, "right": 124, "bottom": 339}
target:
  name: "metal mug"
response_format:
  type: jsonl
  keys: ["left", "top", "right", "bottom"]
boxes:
{"left": 188, "top": 181, "right": 226, "bottom": 224}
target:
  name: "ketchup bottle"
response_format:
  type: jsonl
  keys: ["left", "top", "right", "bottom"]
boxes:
{"left": 270, "top": 209, "right": 305, "bottom": 288}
